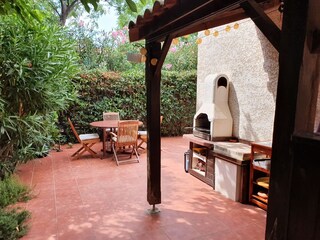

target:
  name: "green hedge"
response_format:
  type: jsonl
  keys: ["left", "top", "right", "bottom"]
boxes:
{"left": 61, "top": 68, "right": 196, "bottom": 142}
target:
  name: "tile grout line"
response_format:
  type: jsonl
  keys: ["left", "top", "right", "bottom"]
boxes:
{"left": 25, "top": 160, "right": 36, "bottom": 219}
{"left": 50, "top": 154, "right": 59, "bottom": 240}
{"left": 73, "top": 158, "right": 97, "bottom": 239}
{"left": 72, "top": 157, "right": 97, "bottom": 240}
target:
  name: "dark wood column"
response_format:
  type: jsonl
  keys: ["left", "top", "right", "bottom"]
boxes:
{"left": 288, "top": 133, "right": 320, "bottom": 240}
{"left": 266, "top": 0, "right": 309, "bottom": 239}
{"left": 145, "top": 37, "right": 172, "bottom": 206}
{"left": 145, "top": 41, "right": 162, "bottom": 205}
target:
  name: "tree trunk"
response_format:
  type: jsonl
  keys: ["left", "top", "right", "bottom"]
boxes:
{"left": 59, "top": 0, "right": 79, "bottom": 26}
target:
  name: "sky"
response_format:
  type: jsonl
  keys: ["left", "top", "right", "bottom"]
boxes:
{"left": 97, "top": 7, "right": 118, "bottom": 32}
{"left": 71, "top": 5, "right": 118, "bottom": 32}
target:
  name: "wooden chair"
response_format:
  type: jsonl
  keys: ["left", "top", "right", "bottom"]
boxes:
{"left": 103, "top": 112, "right": 120, "bottom": 149}
{"left": 110, "top": 120, "right": 140, "bottom": 166}
{"left": 103, "top": 112, "right": 120, "bottom": 134}
{"left": 103, "top": 112, "right": 120, "bottom": 121}
{"left": 137, "top": 130, "right": 147, "bottom": 150}
{"left": 137, "top": 116, "right": 163, "bottom": 150}
{"left": 67, "top": 118, "right": 100, "bottom": 160}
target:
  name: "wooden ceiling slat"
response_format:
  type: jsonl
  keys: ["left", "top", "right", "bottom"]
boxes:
{"left": 145, "top": 0, "right": 246, "bottom": 42}
{"left": 167, "top": 4, "right": 279, "bottom": 39}
{"left": 176, "top": 10, "right": 248, "bottom": 38}
{"left": 128, "top": 0, "right": 280, "bottom": 42}
{"left": 129, "top": 0, "right": 241, "bottom": 42}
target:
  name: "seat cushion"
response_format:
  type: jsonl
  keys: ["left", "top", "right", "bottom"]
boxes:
{"left": 79, "top": 133, "right": 100, "bottom": 141}
{"left": 138, "top": 130, "right": 147, "bottom": 136}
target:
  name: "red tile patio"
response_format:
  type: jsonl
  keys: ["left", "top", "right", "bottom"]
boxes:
{"left": 16, "top": 136, "right": 266, "bottom": 240}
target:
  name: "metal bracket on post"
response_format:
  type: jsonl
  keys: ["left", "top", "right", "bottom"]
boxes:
{"left": 146, "top": 204, "right": 160, "bottom": 215}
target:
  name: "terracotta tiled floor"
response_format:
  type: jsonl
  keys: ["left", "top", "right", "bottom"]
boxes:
{"left": 16, "top": 136, "right": 266, "bottom": 240}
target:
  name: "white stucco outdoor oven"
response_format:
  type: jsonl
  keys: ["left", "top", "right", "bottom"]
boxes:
{"left": 193, "top": 74, "right": 233, "bottom": 140}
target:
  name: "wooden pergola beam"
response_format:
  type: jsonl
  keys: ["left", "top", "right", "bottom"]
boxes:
{"left": 241, "top": 0, "right": 281, "bottom": 51}
{"left": 266, "top": 0, "right": 309, "bottom": 238}
{"left": 176, "top": 10, "right": 248, "bottom": 38}
{"left": 154, "top": 35, "right": 173, "bottom": 76}
{"left": 145, "top": 0, "right": 245, "bottom": 42}
{"left": 129, "top": 0, "right": 279, "bottom": 43}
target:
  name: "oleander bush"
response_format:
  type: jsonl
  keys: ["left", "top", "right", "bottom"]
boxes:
{"left": 0, "top": 15, "right": 79, "bottom": 178}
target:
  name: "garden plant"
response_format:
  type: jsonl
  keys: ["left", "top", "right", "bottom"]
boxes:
{"left": 0, "top": 176, "right": 32, "bottom": 240}
{"left": 0, "top": 15, "right": 79, "bottom": 178}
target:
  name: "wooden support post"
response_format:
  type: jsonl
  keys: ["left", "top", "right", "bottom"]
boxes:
{"left": 145, "top": 37, "right": 173, "bottom": 207}
{"left": 266, "top": 0, "right": 309, "bottom": 239}
{"left": 146, "top": 41, "right": 162, "bottom": 206}
{"left": 288, "top": 133, "right": 320, "bottom": 240}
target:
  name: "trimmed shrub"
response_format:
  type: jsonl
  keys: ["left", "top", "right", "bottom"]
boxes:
{"left": 61, "top": 69, "right": 197, "bottom": 142}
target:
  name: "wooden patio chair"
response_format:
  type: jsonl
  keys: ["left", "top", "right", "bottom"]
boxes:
{"left": 137, "top": 116, "right": 163, "bottom": 150}
{"left": 103, "top": 112, "right": 120, "bottom": 149}
{"left": 67, "top": 118, "right": 101, "bottom": 160}
{"left": 103, "top": 112, "right": 120, "bottom": 121}
{"left": 103, "top": 112, "right": 120, "bottom": 132}
{"left": 110, "top": 120, "right": 140, "bottom": 166}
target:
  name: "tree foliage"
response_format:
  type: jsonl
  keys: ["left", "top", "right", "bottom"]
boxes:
{"left": 36, "top": 0, "right": 146, "bottom": 27}
{"left": 114, "top": 0, "right": 155, "bottom": 27}
{"left": 67, "top": 21, "right": 197, "bottom": 72}
{"left": 0, "top": 0, "right": 42, "bottom": 22}
{"left": 0, "top": 0, "right": 105, "bottom": 26}
{"left": 46, "top": 0, "right": 103, "bottom": 25}
{"left": 68, "top": 24, "right": 144, "bottom": 71}
{"left": 0, "top": 16, "right": 79, "bottom": 178}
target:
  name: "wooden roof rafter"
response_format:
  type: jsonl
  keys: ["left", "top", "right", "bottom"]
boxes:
{"left": 128, "top": 0, "right": 280, "bottom": 43}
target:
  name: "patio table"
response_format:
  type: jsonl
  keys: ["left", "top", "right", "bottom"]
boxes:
{"left": 90, "top": 120, "right": 142, "bottom": 159}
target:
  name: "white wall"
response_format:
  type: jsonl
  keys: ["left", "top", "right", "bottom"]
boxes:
{"left": 197, "top": 18, "right": 279, "bottom": 142}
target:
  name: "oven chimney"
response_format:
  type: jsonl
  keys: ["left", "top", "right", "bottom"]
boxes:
{"left": 193, "top": 74, "right": 233, "bottom": 140}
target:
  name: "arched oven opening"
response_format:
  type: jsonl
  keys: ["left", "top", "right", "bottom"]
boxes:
{"left": 194, "top": 113, "right": 211, "bottom": 140}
